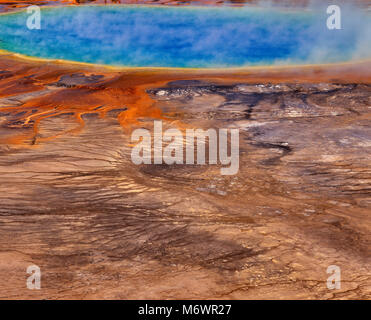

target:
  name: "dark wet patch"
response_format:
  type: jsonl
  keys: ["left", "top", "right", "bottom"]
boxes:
{"left": 81, "top": 112, "right": 99, "bottom": 119}
{"left": 0, "top": 70, "right": 12, "bottom": 80}
{"left": 167, "top": 80, "right": 211, "bottom": 87}
{"left": 106, "top": 107, "right": 128, "bottom": 117}
{"left": 50, "top": 73, "right": 105, "bottom": 88}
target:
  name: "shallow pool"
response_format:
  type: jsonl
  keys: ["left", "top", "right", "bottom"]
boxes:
{"left": 0, "top": 6, "right": 369, "bottom": 68}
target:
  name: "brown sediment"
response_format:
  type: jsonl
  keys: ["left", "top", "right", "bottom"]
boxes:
{"left": 0, "top": 49, "right": 370, "bottom": 300}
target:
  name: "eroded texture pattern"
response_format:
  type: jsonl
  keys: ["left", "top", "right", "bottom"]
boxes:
{"left": 0, "top": 58, "right": 370, "bottom": 300}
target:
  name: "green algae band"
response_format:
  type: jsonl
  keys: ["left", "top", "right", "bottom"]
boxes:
{"left": 0, "top": 6, "right": 370, "bottom": 68}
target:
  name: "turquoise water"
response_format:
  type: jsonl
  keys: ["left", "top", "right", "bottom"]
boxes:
{"left": 0, "top": 6, "right": 369, "bottom": 68}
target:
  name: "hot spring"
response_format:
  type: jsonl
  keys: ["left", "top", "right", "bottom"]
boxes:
{"left": 0, "top": 5, "right": 370, "bottom": 68}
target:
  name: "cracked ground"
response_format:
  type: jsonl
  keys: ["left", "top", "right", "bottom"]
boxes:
{"left": 0, "top": 52, "right": 370, "bottom": 299}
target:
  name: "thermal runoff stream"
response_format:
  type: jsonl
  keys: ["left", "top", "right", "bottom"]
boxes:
{"left": 0, "top": 5, "right": 370, "bottom": 68}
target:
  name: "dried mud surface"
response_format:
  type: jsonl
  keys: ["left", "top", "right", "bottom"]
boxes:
{"left": 0, "top": 50, "right": 370, "bottom": 299}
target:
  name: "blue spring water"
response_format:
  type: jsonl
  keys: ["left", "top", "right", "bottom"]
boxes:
{"left": 0, "top": 6, "right": 369, "bottom": 68}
